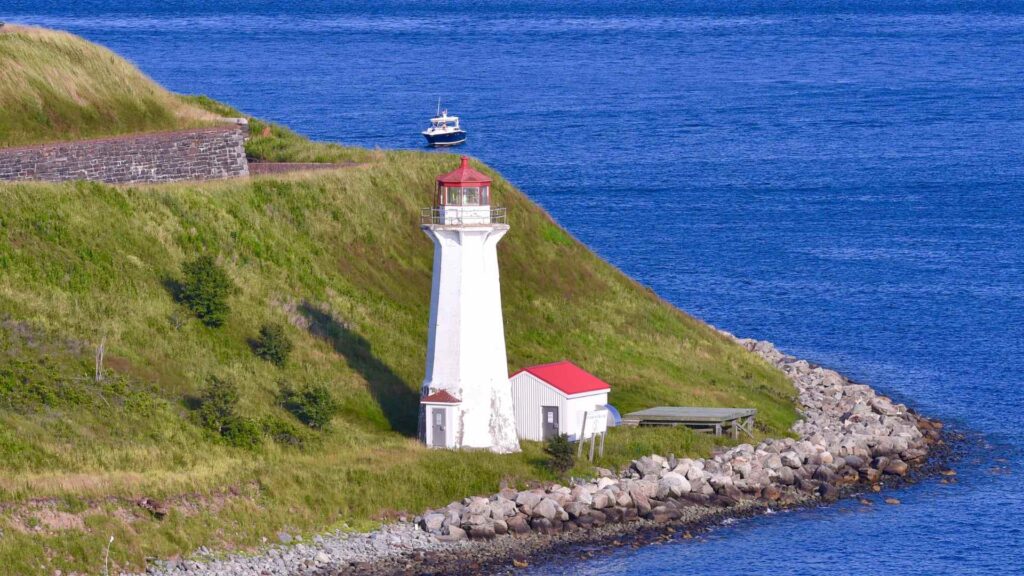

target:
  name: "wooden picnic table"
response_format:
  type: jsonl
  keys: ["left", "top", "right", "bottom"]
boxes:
{"left": 621, "top": 407, "right": 756, "bottom": 439}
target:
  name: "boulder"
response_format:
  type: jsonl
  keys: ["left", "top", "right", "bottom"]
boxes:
{"left": 616, "top": 492, "right": 632, "bottom": 508}
{"left": 883, "top": 459, "right": 909, "bottom": 476}
{"left": 570, "top": 486, "right": 593, "bottom": 506}
{"left": 419, "top": 513, "right": 445, "bottom": 533}
{"left": 628, "top": 486, "right": 652, "bottom": 515}
{"left": 493, "top": 519, "right": 508, "bottom": 535}
{"left": 468, "top": 525, "right": 496, "bottom": 539}
{"left": 781, "top": 451, "right": 803, "bottom": 468}
{"left": 843, "top": 455, "right": 865, "bottom": 469}
{"left": 532, "top": 498, "right": 559, "bottom": 520}
{"left": 515, "top": 491, "right": 543, "bottom": 510}
{"left": 506, "top": 514, "right": 531, "bottom": 535}
{"left": 657, "top": 472, "right": 692, "bottom": 499}
{"left": 632, "top": 456, "right": 663, "bottom": 477}
{"left": 564, "top": 501, "right": 591, "bottom": 519}
{"left": 529, "top": 517, "right": 555, "bottom": 535}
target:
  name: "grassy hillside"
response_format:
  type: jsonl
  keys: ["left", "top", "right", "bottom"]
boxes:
{"left": 0, "top": 24, "right": 223, "bottom": 147}
{"left": 0, "top": 26, "right": 798, "bottom": 575}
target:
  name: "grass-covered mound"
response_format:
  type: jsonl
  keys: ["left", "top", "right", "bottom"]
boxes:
{"left": 0, "top": 25, "right": 224, "bottom": 147}
{"left": 0, "top": 25, "right": 798, "bottom": 575}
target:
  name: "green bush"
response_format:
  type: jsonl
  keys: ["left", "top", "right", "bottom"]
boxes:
{"left": 544, "top": 434, "right": 576, "bottom": 474}
{"left": 222, "top": 416, "right": 263, "bottom": 450}
{"left": 195, "top": 377, "right": 263, "bottom": 448}
{"left": 280, "top": 382, "right": 340, "bottom": 430}
{"left": 261, "top": 414, "right": 310, "bottom": 447}
{"left": 196, "top": 376, "right": 239, "bottom": 435}
{"left": 253, "top": 323, "right": 293, "bottom": 366}
{"left": 180, "top": 255, "right": 234, "bottom": 327}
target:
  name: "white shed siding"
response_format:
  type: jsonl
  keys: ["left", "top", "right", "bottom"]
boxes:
{"left": 511, "top": 372, "right": 610, "bottom": 441}
{"left": 510, "top": 372, "right": 564, "bottom": 441}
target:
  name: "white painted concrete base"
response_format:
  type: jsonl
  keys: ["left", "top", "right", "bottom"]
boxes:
{"left": 419, "top": 223, "right": 520, "bottom": 454}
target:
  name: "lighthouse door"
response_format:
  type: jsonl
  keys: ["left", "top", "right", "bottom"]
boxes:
{"left": 542, "top": 406, "right": 559, "bottom": 440}
{"left": 431, "top": 408, "right": 446, "bottom": 447}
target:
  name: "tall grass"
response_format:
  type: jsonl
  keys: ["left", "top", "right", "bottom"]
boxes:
{"left": 0, "top": 25, "right": 219, "bottom": 146}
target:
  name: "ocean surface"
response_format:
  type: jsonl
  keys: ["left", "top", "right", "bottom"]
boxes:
{"left": 4, "top": 1, "right": 1022, "bottom": 573}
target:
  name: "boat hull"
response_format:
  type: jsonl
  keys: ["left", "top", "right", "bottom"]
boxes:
{"left": 423, "top": 130, "right": 467, "bottom": 147}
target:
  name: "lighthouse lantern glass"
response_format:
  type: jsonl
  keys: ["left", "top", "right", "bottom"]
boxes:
{"left": 438, "top": 185, "right": 489, "bottom": 206}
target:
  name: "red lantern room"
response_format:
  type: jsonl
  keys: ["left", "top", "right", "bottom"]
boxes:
{"left": 435, "top": 156, "right": 491, "bottom": 207}
{"left": 423, "top": 156, "right": 505, "bottom": 227}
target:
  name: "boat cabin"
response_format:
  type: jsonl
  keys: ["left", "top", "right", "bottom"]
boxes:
{"left": 422, "top": 110, "right": 467, "bottom": 147}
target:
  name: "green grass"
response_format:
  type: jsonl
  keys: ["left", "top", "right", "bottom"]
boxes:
{"left": 0, "top": 155, "right": 797, "bottom": 573}
{"left": 183, "top": 95, "right": 372, "bottom": 164}
{"left": 0, "top": 25, "right": 221, "bottom": 147}
{"left": 0, "top": 25, "right": 799, "bottom": 575}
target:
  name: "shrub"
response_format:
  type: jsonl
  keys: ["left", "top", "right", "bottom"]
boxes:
{"left": 261, "top": 414, "right": 310, "bottom": 447}
{"left": 544, "top": 434, "right": 576, "bottom": 474}
{"left": 180, "top": 255, "right": 234, "bottom": 327}
{"left": 280, "top": 382, "right": 339, "bottom": 430}
{"left": 253, "top": 323, "right": 293, "bottom": 366}
{"left": 196, "top": 376, "right": 239, "bottom": 436}
{"left": 222, "top": 416, "right": 263, "bottom": 450}
{"left": 195, "top": 377, "right": 264, "bottom": 449}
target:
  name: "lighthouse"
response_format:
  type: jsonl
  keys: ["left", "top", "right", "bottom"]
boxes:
{"left": 419, "top": 157, "right": 520, "bottom": 453}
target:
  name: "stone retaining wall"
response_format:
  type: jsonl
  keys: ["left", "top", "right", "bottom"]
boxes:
{"left": 0, "top": 123, "right": 249, "bottom": 184}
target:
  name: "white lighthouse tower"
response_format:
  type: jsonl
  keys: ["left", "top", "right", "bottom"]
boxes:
{"left": 419, "top": 157, "right": 520, "bottom": 453}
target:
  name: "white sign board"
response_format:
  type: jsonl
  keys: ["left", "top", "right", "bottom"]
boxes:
{"left": 580, "top": 409, "right": 609, "bottom": 440}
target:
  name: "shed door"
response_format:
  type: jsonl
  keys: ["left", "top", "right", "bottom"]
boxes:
{"left": 431, "top": 408, "right": 446, "bottom": 447}
{"left": 542, "top": 406, "right": 559, "bottom": 440}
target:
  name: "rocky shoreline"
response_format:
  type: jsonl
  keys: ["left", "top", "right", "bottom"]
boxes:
{"left": 134, "top": 334, "right": 946, "bottom": 576}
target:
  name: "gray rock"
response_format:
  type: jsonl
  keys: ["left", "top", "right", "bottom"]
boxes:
{"left": 419, "top": 513, "right": 445, "bottom": 533}
{"left": 532, "top": 498, "right": 559, "bottom": 520}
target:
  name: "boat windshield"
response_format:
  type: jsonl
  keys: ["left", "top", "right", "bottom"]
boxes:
{"left": 431, "top": 117, "right": 459, "bottom": 128}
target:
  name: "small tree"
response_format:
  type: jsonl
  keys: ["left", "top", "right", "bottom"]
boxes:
{"left": 254, "top": 323, "right": 293, "bottom": 366}
{"left": 180, "top": 255, "right": 234, "bottom": 327}
{"left": 196, "top": 376, "right": 262, "bottom": 449}
{"left": 544, "top": 434, "right": 576, "bottom": 474}
{"left": 281, "top": 382, "right": 340, "bottom": 430}
{"left": 196, "top": 376, "right": 239, "bottom": 435}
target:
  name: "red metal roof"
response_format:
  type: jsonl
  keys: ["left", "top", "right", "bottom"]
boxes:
{"left": 421, "top": 390, "right": 461, "bottom": 404}
{"left": 512, "top": 361, "right": 611, "bottom": 396}
{"left": 437, "top": 156, "right": 491, "bottom": 186}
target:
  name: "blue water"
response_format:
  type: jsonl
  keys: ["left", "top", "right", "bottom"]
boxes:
{"left": 4, "top": 1, "right": 1022, "bottom": 573}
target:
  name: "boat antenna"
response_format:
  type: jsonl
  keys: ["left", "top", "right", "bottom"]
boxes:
{"left": 436, "top": 97, "right": 441, "bottom": 117}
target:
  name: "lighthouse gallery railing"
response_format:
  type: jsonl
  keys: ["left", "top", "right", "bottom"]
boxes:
{"left": 420, "top": 207, "right": 507, "bottom": 226}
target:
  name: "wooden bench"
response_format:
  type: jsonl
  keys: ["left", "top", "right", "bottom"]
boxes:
{"left": 621, "top": 407, "right": 757, "bottom": 439}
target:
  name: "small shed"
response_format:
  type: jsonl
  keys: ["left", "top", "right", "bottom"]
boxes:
{"left": 510, "top": 361, "right": 611, "bottom": 442}
{"left": 421, "top": 390, "right": 460, "bottom": 449}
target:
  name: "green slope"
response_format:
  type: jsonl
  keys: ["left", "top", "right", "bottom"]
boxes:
{"left": 0, "top": 26, "right": 798, "bottom": 575}
{"left": 0, "top": 25, "right": 223, "bottom": 147}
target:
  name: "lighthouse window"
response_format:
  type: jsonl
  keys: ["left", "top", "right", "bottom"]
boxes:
{"left": 462, "top": 187, "right": 480, "bottom": 205}
{"left": 481, "top": 186, "right": 489, "bottom": 204}
{"left": 446, "top": 187, "right": 460, "bottom": 204}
